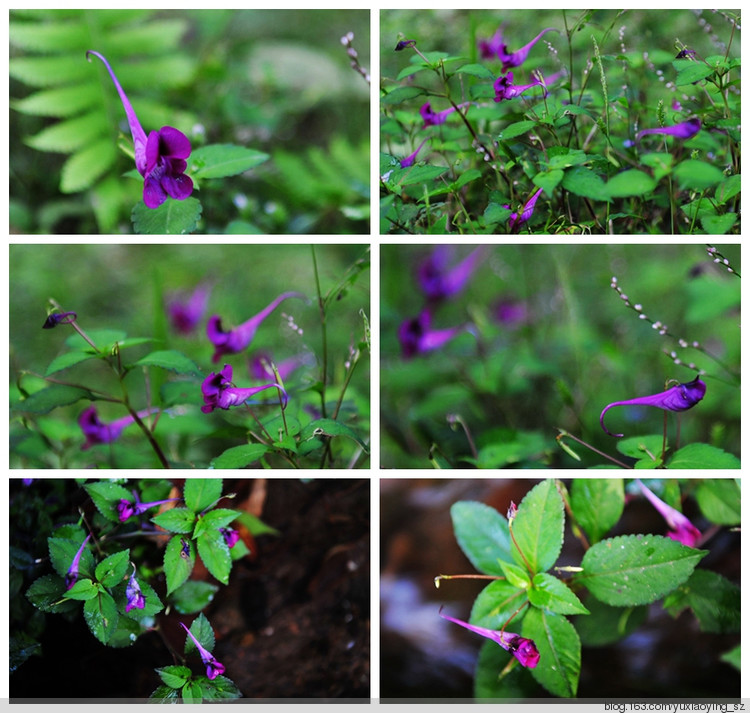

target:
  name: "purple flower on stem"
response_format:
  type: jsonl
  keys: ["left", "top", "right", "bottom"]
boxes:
{"left": 417, "top": 246, "right": 484, "bottom": 302}
{"left": 398, "top": 310, "right": 470, "bottom": 359}
{"left": 180, "top": 622, "right": 226, "bottom": 680}
{"left": 400, "top": 139, "right": 429, "bottom": 168}
{"left": 479, "top": 27, "right": 557, "bottom": 71}
{"left": 494, "top": 297, "right": 529, "bottom": 329}
{"left": 220, "top": 527, "right": 240, "bottom": 549}
{"left": 167, "top": 284, "right": 211, "bottom": 334}
{"left": 636, "top": 118, "right": 701, "bottom": 142}
{"left": 86, "top": 50, "right": 193, "bottom": 209}
{"left": 65, "top": 534, "right": 91, "bottom": 590}
{"left": 493, "top": 71, "right": 543, "bottom": 102}
{"left": 504, "top": 187, "right": 544, "bottom": 232}
{"left": 635, "top": 479, "right": 702, "bottom": 547}
{"left": 420, "top": 102, "right": 470, "bottom": 128}
{"left": 600, "top": 375, "right": 706, "bottom": 437}
{"left": 125, "top": 569, "right": 146, "bottom": 612}
{"left": 395, "top": 39, "right": 417, "bottom": 51}
{"left": 42, "top": 311, "right": 77, "bottom": 329}
{"left": 206, "top": 291, "right": 305, "bottom": 364}
{"left": 116, "top": 490, "right": 180, "bottom": 523}
{"left": 78, "top": 405, "right": 160, "bottom": 450}
{"left": 439, "top": 609, "right": 540, "bottom": 668}
{"left": 201, "top": 363, "right": 287, "bottom": 414}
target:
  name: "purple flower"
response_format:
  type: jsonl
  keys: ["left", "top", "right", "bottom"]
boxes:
{"left": 439, "top": 609, "right": 539, "bottom": 668}
{"left": 220, "top": 527, "right": 240, "bottom": 549}
{"left": 417, "top": 246, "right": 484, "bottom": 302}
{"left": 86, "top": 51, "right": 193, "bottom": 209}
{"left": 504, "top": 187, "right": 544, "bottom": 231}
{"left": 400, "top": 139, "right": 428, "bottom": 168}
{"left": 116, "top": 490, "right": 180, "bottom": 523}
{"left": 493, "top": 70, "right": 543, "bottom": 102}
{"left": 600, "top": 375, "right": 706, "bottom": 437}
{"left": 395, "top": 39, "right": 417, "bottom": 51}
{"left": 479, "top": 26, "right": 557, "bottom": 71}
{"left": 78, "top": 405, "right": 160, "bottom": 450}
{"left": 201, "top": 363, "right": 286, "bottom": 414}
{"left": 420, "top": 102, "right": 470, "bottom": 128}
{"left": 494, "top": 297, "right": 528, "bottom": 328}
{"left": 636, "top": 118, "right": 701, "bottom": 142}
{"left": 65, "top": 534, "right": 91, "bottom": 590}
{"left": 125, "top": 569, "right": 146, "bottom": 612}
{"left": 42, "top": 311, "right": 77, "bottom": 329}
{"left": 180, "top": 622, "right": 226, "bottom": 680}
{"left": 250, "top": 351, "right": 307, "bottom": 382}
{"left": 398, "top": 310, "right": 469, "bottom": 359}
{"left": 206, "top": 291, "right": 305, "bottom": 364}
{"left": 167, "top": 284, "right": 211, "bottom": 334}
{"left": 635, "top": 479, "right": 702, "bottom": 547}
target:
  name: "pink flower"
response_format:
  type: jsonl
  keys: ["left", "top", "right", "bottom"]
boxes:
{"left": 635, "top": 480, "right": 701, "bottom": 547}
{"left": 180, "top": 622, "right": 226, "bottom": 680}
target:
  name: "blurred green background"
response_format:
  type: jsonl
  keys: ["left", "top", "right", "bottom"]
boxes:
{"left": 10, "top": 244, "right": 370, "bottom": 467}
{"left": 380, "top": 244, "right": 740, "bottom": 468}
{"left": 10, "top": 9, "right": 370, "bottom": 234}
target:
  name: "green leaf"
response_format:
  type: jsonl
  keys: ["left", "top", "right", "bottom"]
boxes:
{"left": 12, "top": 83, "right": 100, "bottom": 118}
{"left": 164, "top": 535, "right": 195, "bottom": 596}
{"left": 171, "top": 580, "right": 220, "bottom": 615}
{"left": 65, "top": 328, "right": 125, "bottom": 351}
{"left": 120, "top": 576, "right": 163, "bottom": 619}
{"left": 475, "top": 639, "right": 537, "bottom": 698}
{"left": 10, "top": 21, "right": 90, "bottom": 52}
{"left": 183, "top": 680, "right": 203, "bottom": 703}
{"left": 450, "top": 501, "right": 512, "bottom": 576}
{"left": 667, "top": 443, "right": 740, "bottom": 469}
{"left": 663, "top": 569, "right": 739, "bottom": 633}
{"left": 44, "top": 350, "right": 98, "bottom": 376}
{"left": 26, "top": 111, "right": 107, "bottom": 153}
{"left": 500, "top": 561, "right": 531, "bottom": 590}
{"left": 469, "top": 580, "right": 529, "bottom": 630}
{"left": 48, "top": 534, "right": 94, "bottom": 580}
{"left": 83, "top": 481, "right": 133, "bottom": 522}
{"left": 10, "top": 54, "right": 91, "bottom": 88}
{"left": 715, "top": 174, "right": 741, "bottom": 204}
{"left": 190, "top": 144, "right": 270, "bottom": 179}
{"left": 397, "top": 164, "right": 450, "bottom": 186}
{"left": 152, "top": 507, "right": 196, "bottom": 534}
{"left": 83, "top": 590, "right": 119, "bottom": 644}
{"left": 720, "top": 645, "right": 741, "bottom": 671}
{"left": 695, "top": 479, "right": 741, "bottom": 524}
{"left": 184, "top": 479, "right": 222, "bottom": 513}
{"left": 561, "top": 165, "right": 609, "bottom": 201}
{"left": 184, "top": 613, "right": 215, "bottom": 653}
{"left": 616, "top": 434, "right": 664, "bottom": 462}
{"left": 60, "top": 138, "right": 118, "bottom": 193}
{"left": 498, "top": 120, "right": 537, "bottom": 140}
{"left": 577, "top": 534, "right": 707, "bottom": 606}
{"left": 533, "top": 169, "right": 564, "bottom": 195}
{"left": 510, "top": 479, "right": 564, "bottom": 575}
{"left": 63, "top": 578, "right": 99, "bottom": 601}
{"left": 95, "top": 549, "right": 130, "bottom": 587}
{"left": 701, "top": 213, "right": 737, "bottom": 234}
{"left": 196, "top": 508, "right": 240, "bottom": 537}
{"left": 572, "top": 597, "right": 648, "bottom": 647}
{"left": 675, "top": 62, "right": 715, "bottom": 85}
{"left": 529, "top": 573, "right": 589, "bottom": 614}
{"left": 132, "top": 349, "right": 203, "bottom": 376}
{"left": 26, "top": 574, "right": 78, "bottom": 614}
{"left": 209, "top": 443, "right": 271, "bottom": 469}
{"left": 157, "top": 665, "right": 193, "bottom": 690}
{"left": 197, "top": 529, "right": 232, "bottom": 585}
{"left": 673, "top": 160, "right": 725, "bottom": 191}
{"left": 455, "top": 63, "right": 495, "bottom": 80}
{"left": 299, "top": 418, "right": 369, "bottom": 452}
{"left": 381, "top": 86, "right": 426, "bottom": 105}
{"left": 522, "top": 607, "right": 580, "bottom": 698}
{"left": 569, "top": 479, "right": 624, "bottom": 543}
{"left": 605, "top": 170, "right": 656, "bottom": 198}
{"left": 131, "top": 196, "right": 202, "bottom": 235}
{"left": 14, "top": 384, "right": 93, "bottom": 414}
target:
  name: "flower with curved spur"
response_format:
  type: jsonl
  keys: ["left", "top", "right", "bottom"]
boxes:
{"left": 201, "top": 363, "right": 286, "bottom": 414}
{"left": 417, "top": 246, "right": 484, "bottom": 302}
{"left": 400, "top": 138, "right": 429, "bottom": 168}
{"left": 600, "top": 375, "right": 706, "bottom": 437}
{"left": 180, "top": 622, "right": 226, "bottom": 680}
{"left": 42, "top": 311, "right": 77, "bottom": 329}
{"left": 206, "top": 291, "right": 305, "bottom": 363}
{"left": 636, "top": 117, "right": 701, "bottom": 142}
{"left": 398, "top": 310, "right": 471, "bottom": 359}
{"left": 493, "top": 70, "right": 543, "bottom": 102}
{"left": 116, "top": 490, "right": 180, "bottom": 523}
{"left": 220, "top": 527, "right": 241, "bottom": 549}
{"left": 505, "top": 187, "right": 544, "bottom": 231}
{"left": 439, "top": 609, "right": 539, "bottom": 668}
{"left": 167, "top": 284, "right": 211, "bottom": 334}
{"left": 86, "top": 50, "right": 193, "bottom": 209}
{"left": 125, "top": 568, "right": 147, "bottom": 612}
{"left": 395, "top": 39, "right": 417, "bottom": 51}
{"left": 635, "top": 479, "right": 701, "bottom": 547}
{"left": 65, "top": 534, "right": 91, "bottom": 590}
{"left": 479, "top": 26, "right": 557, "bottom": 71}
{"left": 420, "top": 102, "right": 470, "bottom": 128}
{"left": 78, "top": 405, "right": 161, "bottom": 450}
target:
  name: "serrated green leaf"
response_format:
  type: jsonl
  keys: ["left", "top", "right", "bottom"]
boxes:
{"left": 469, "top": 579, "right": 529, "bottom": 630}
{"left": 499, "top": 120, "right": 537, "bottom": 141}
{"left": 663, "top": 569, "right": 739, "bottom": 633}
{"left": 119, "top": 576, "right": 163, "bottom": 619}
{"left": 95, "top": 549, "right": 130, "bottom": 587}
{"left": 61, "top": 138, "right": 118, "bottom": 193}
{"left": 529, "top": 573, "right": 589, "bottom": 614}
{"left": 695, "top": 479, "right": 741, "bottom": 524}
{"left": 499, "top": 561, "right": 531, "bottom": 590}
{"left": 83, "top": 481, "right": 133, "bottom": 522}
{"left": 83, "top": 591, "right": 119, "bottom": 644}
{"left": 184, "top": 479, "right": 222, "bottom": 513}
{"left": 455, "top": 63, "right": 495, "bottom": 80}
{"left": 157, "top": 665, "right": 193, "bottom": 689}
{"left": 381, "top": 85, "right": 427, "bottom": 105}
{"left": 209, "top": 444, "right": 272, "bottom": 469}
{"left": 26, "top": 574, "right": 77, "bottom": 614}
{"left": 44, "top": 350, "right": 98, "bottom": 376}
{"left": 48, "top": 535, "right": 94, "bottom": 580}
{"left": 667, "top": 443, "right": 740, "bottom": 469}
{"left": 190, "top": 144, "right": 270, "bottom": 179}
{"left": 183, "top": 680, "right": 203, "bottom": 703}
{"left": 522, "top": 607, "right": 580, "bottom": 697}
{"left": 199, "top": 508, "right": 241, "bottom": 534}
{"left": 63, "top": 578, "right": 99, "bottom": 601}
{"left": 131, "top": 196, "right": 202, "bottom": 235}
{"left": 570, "top": 479, "right": 624, "bottom": 543}
{"left": 674, "top": 62, "right": 715, "bottom": 85}
{"left": 571, "top": 597, "right": 647, "bottom": 647}
{"left": 561, "top": 165, "right": 609, "bottom": 201}
{"left": 450, "top": 501, "right": 512, "bottom": 576}
{"left": 577, "top": 534, "right": 707, "bottom": 606}
{"left": 185, "top": 613, "right": 215, "bottom": 653}
{"left": 152, "top": 507, "right": 196, "bottom": 534}
{"left": 197, "top": 529, "right": 232, "bottom": 585}
{"left": 510, "top": 480, "right": 564, "bottom": 575}
{"left": 132, "top": 349, "right": 203, "bottom": 376}
{"left": 164, "top": 535, "right": 195, "bottom": 596}
{"left": 616, "top": 434, "right": 664, "bottom": 462}
{"left": 14, "top": 384, "right": 94, "bottom": 414}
